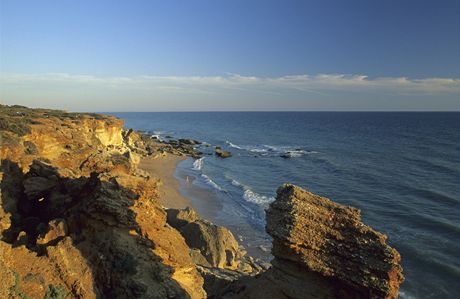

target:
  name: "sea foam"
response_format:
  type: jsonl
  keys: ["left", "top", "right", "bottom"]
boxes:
{"left": 201, "top": 174, "right": 224, "bottom": 191}
{"left": 226, "top": 141, "right": 243, "bottom": 149}
{"left": 224, "top": 141, "right": 316, "bottom": 157}
{"left": 231, "top": 179, "right": 275, "bottom": 206}
{"left": 193, "top": 157, "right": 204, "bottom": 171}
{"left": 243, "top": 189, "right": 275, "bottom": 205}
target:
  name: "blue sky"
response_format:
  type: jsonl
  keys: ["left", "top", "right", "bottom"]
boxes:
{"left": 1, "top": 0, "right": 459, "bottom": 111}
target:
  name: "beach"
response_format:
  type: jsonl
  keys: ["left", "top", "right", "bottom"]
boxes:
{"left": 116, "top": 111, "right": 460, "bottom": 298}
{"left": 139, "top": 153, "right": 191, "bottom": 209}
{"left": 139, "top": 153, "right": 224, "bottom": 221}
{"left": 0, "top": 105, "right": 409, "bottom": 298}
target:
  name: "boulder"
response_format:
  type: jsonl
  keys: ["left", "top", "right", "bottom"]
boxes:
{"left": 215, "top": 148, "right": 232, "bottom": 158}
{"left": 266, "top": 184, "right": 404, "bottom": 299}
{"left": 166, "top": 207, "right": 199, "bottom": 228}
{"left": 181, "top": 221, "right": 241, "bottom": 269}
{"left": 167, "top": 208, "right": 242, "bottom": 270}
{"left": 178, "top": 138, "right": 201, "bottom": 145}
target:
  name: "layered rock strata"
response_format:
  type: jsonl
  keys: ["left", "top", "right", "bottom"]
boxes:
{"left": 0, "top": 105, "right": 206, "bottom": 298}
{"left": 0, "top": 105, "right": 404, "bottom": 299}
{"left": 266, "top": 184, "right": 404, "bottom": 299}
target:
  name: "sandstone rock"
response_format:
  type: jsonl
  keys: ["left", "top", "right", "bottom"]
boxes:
{"left": 178, "top": 138, "right": 201, "bottom": 145}
{"left": 0, "top": 105, "right": 405, "bottom": 299}
{"left": 0, "top": 261, "right": 16, "bottom": 298}
{"left": 23, "top": 176, "right": 57, "bottom": 200}
{"left": 266, "top": 184, "right": 404, "bottom": 299}
{"left": 219, "top": 259, "right": 336, "bottom": 299}
{"left": 13, "top": 231, "right": 29, "bottom": 246}
{"left": 167, "top": 208, "right": 242, "bottom": 270}
{"left": 0, "top": 105, "right": 208, "bottom": 298}
{"left": 36, "top": 219, "right": 67, "bottom": 245}
{"left": 166, "top": 206, "right": 199, "bottom": 228}
{"left": 182, "top": 221, "right": 241, "bottom": 269}
{"left": 215, "top": 148, "right": 232, "bottom": 158}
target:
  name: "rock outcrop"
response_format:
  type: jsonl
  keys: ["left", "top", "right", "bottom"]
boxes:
{"left": 167, "top": 207, "right": 265, "bottom": 296}
{"left": 0, "top": 105, "right": 206, "bottom": 298}
{"left": 1, "top": 105, "right": 404, "bottom": 299}
{"left": 167, "top": 207, "right": 248, "bottom": 271}
{"left": 217, "top": 184, "right": 404, "bottom": 299}
{"left": 266, "top": 184, "right": 404, "bottom": 299}
{"left": 215, "top": 147, "right": 232, "bottom": 158}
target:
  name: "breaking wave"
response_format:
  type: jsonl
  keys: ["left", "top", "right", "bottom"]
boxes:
{"left": 226, "top": 141, "right": 242, "bottom": 149}
{"left": 231, "top": 179, "right": 275, "bottom": 206}
{"left": 243, "top": 189, "right": 275, "bottom": 205}
{"left": 201, "top": 174, "right": 223, "bottom": 191}
{"left": 225, "top": 141, "right": 318, "bottom": 158}
{"left": 192, "top": 157, "right": 204, "bottom": 171}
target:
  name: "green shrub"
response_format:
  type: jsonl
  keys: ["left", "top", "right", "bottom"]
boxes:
{"left": 44, "top": 284, "right": 67, "bottom": 299}
{"left": 1, "top": 132, "right": 20, "bottom": 146}
{"left": 0, "top": 117, "right": 31, "bottom": 136}
{"left": 10, "top": 271, "right": 31, "bottom": 299}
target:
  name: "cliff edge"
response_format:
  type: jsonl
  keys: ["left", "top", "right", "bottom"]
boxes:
{"left": 0, "top": 105, "right": 403, "bottom": 298}
{"left": 0, "top": 105, "right": 206, "bottom": 298}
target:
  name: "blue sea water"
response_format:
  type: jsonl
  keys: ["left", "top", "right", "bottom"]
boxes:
{"left": 109, "top": 112, "right": 460, "bottom": 299}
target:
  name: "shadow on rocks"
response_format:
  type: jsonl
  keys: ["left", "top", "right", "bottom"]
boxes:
{"left": 0, "top": 159, "right": 191, "bottom": 298}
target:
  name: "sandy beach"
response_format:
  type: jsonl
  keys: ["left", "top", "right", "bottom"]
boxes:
{"left": 139, "top": 153, "right": 191, "bottom": 209}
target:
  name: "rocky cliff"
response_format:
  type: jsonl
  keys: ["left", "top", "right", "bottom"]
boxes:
{"left": 0, "top": 105, "right": 206, "bottom": 298}
{"left": 214, "top": 185, "right": 404, "bottom": 299}
{"left": 0, "top": 105, "right": 403, "bottom": 298}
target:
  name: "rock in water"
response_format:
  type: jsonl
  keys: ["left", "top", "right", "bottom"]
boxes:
{"left": 215, "top": 148, "right": 232, "bottom": 158}
{"left": 266, "top": 184, "right": 404, "bottom": 299}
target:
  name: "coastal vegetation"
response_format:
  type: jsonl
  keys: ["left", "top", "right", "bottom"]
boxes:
{"left": 0, "top": 105, "right": 403, "bottom": 298}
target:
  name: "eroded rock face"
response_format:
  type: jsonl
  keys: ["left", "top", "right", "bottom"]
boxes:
{"left": 167, "top": 207, "right": 242, "bottom": 270}
{"left": 1, "top": 159, "right": 206, "bottom": 298}
{"left": 266, "top": 184, "right": 404, "bottom": 299}
{"left": 1, "top": 106, "right": 405, "bottom": 299}
{"left": 167, "top": 207, "right": 268, "bottom": 297}
{"left": 0, "top": 105, "right": 207, "bottom": 298}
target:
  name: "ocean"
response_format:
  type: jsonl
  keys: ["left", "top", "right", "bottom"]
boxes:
{"left": 109, "top": 112, "right": 460, "bottom": 299}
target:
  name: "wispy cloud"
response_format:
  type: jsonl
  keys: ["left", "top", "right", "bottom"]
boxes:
{"left": 1, "top": 73, "right": 459, "bottom": 111}
{"left": 1, "top": 72, "right": 459, "bottom": 94}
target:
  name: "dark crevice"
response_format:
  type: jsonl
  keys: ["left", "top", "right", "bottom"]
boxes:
{"left": 1, "top": 159, "right": 190, "bottom": 298}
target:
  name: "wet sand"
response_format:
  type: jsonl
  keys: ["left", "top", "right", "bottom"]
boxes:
{"left": 175, "top": 167, "right": 224, "bottom": 221}
{"left": 140, "top": 154, "right": 271, "bottom": 260}
{"left": 139, "top": 153, "right": 222, "bottom": 217}
{"left": 139, "top": 153, "right": 191, "bottom": 209}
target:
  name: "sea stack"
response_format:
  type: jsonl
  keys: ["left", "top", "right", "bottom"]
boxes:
{"left": 0, "top": 106, "right": 404, "bottom": 298}
{"left": 266, "top": 184, "right": 404, "bottom": 299}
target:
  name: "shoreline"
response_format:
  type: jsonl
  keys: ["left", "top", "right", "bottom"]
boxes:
{"left": 139, "top": 153, "right": 191, "bottom": 209}
{"left": 140, "top": 153, "right": 271, "bottom": 260}
{"left": 139, "top": 154, "right": 224, "bottom": 222}
{"left": 0, "top": 105, "right": 406, "bottom": 298}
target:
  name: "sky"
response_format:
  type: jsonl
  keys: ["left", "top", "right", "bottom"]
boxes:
{"left": 0, "top": 0, "right": 459, "bottom": 111}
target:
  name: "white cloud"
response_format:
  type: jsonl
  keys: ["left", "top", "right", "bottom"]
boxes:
{"left": 0, "top": 72, "right": 459, "bottom": 111}
{"left": 1, "top": 72, "right": 459, "bottom": 93}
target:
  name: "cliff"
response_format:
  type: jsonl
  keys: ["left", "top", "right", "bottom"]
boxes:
{"left": 0, "top": 105, "right": 206, "bottom": 298}
{"left": 0, "top": 105, "right": 403, "bottom": 298}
